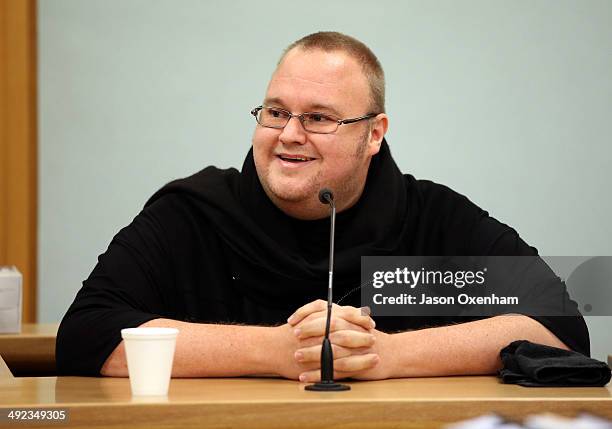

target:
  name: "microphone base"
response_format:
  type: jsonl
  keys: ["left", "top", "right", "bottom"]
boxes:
{"left": 305, "top": 381, "right": 351, "bottom": 391}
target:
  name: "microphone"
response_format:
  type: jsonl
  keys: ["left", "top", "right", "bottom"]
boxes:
{"left": 318, "top": 188, "right": 333, "bottom": 205}
{"left": 305, "top": 189, "right": 350, "bottom": 391}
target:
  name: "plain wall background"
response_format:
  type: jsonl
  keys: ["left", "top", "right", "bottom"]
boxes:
{"left": 38, "top": 0, "right": 611, "bottom": 360}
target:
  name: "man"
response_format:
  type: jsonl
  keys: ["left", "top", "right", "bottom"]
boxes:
{"left": 56, "top": 31, "right": 588, "bottom": 383}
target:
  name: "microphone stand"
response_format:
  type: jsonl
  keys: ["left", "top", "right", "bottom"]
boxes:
{"left": 305, "top": 189, "right": 350, "bottom": 392}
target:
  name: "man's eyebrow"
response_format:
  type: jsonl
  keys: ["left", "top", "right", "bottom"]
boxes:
{"left": 263, "top": 97, "right": 343, "bottom": 117}
{"left": 263, "top": 97, "right": 286, "bottom": 107}
{"left": 307, "top": 103, "right": 343, "bottom": 117}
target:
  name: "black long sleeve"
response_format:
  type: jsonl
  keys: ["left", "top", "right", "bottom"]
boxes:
{"left": 56, "top": 144, "right": 590, "bottom": 375}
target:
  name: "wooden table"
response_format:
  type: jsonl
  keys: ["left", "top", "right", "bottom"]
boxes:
{"left": 0, "top": 323, "right": 58, "bottom": 376}
{"left": 1, "top": 375, "right": 610, "bottom": 428}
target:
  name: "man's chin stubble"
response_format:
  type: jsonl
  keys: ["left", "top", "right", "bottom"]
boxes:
{"left": 265, "top": 170, "right": 322, "bottom": 202}
{"left": 268, "top": 184, "right": 317, "bottom": 203}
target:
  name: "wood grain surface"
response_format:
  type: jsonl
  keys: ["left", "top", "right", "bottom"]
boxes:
{"left": 1, "top": 375, "right": 610, "bottom": 428}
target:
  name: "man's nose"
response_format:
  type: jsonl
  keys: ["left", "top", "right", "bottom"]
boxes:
{"left": 279, "top": 116, "right": 307, "bottom": 145}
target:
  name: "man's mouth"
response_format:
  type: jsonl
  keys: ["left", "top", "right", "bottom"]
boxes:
{"left": 277, "top": 154, "right": 316, "bottom": 163}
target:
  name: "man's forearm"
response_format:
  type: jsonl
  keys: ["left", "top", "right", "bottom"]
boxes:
{"left": 100, "top": 318, "right": 285, "bottom": 377}
{"left": 386, "top": 315, "right": 569, "bottom": 378}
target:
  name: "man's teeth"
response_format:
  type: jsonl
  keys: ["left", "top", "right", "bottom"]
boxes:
{"left": 280, "top": 155, "right": 311, "bottom": 162}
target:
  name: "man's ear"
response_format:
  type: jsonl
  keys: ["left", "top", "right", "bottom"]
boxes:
{"left": 368, "top": 113, "right": 389, "bottom": 156}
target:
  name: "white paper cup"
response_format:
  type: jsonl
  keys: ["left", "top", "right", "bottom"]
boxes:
{"left": 121, "top": 327, "right": 178, "bottom": 396}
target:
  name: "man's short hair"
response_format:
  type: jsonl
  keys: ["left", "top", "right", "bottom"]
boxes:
{"left": 279, "top": 31, "right": 386, "bottom": 114}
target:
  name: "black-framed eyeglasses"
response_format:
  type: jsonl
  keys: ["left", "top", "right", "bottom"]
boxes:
{"left": 250, "top": 105, "right": 378, "bottom": 134}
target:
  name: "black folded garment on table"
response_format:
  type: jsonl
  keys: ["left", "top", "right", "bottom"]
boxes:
{"left": 499, "top": 340, "right": 611, "bottom": 387}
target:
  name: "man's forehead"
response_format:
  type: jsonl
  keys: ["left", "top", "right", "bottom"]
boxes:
{"left": 265, "top": 48, "right": 369, "bottom": 112}
{"left": 273, "top": 48, "right": 361, "bottom": 86}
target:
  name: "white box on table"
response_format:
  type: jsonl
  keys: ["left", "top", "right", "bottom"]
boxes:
{"left": 0, "top": 266, "right": 22, "bottom": 334}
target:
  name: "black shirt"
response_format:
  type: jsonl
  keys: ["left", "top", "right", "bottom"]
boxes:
{"left": 56, "top": 140, "right": 589, "bottom": 375}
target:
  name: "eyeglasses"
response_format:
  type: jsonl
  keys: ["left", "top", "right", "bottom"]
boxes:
{"left": 251, "top": 105, "right": 378, "bottom": 134}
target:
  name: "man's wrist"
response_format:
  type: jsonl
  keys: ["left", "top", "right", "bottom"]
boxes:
{"left": 247, "top": 325, "right": 280, "bottom": 376}
{"left": 379, "top": 331, "right": 406, "bottom": 379}
{"left": 250, "top": 324, "right": 294, "bottom": 377}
